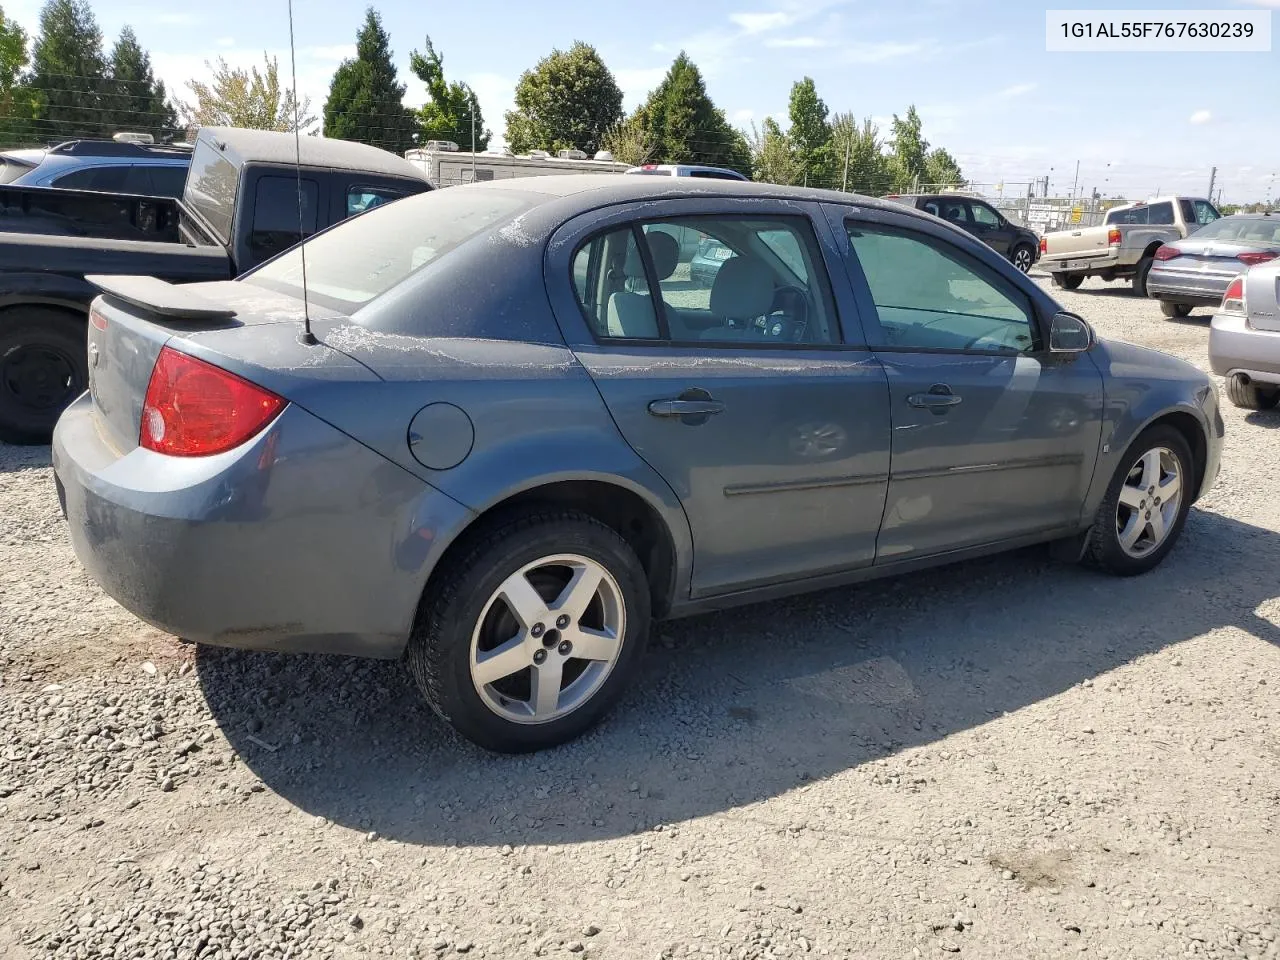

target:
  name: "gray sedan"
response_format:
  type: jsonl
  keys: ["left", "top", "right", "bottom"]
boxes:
{"left": 1147, "top": 213, "right": 1280, "bottom": 317}
{"left": 1209, "top": 258, "right": 1280, "bottom": 410}
{"left": 53, "top": 176, "right": 1224, "bottom": 753}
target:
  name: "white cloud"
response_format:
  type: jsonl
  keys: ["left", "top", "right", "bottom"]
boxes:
{"left": 306, "top": 45, "right": 357, "bottom": 64}
{"left": 843, "top": 41, "right": 932, "bottom": 64}
{"left": 729, "top": 11, "right": 794, "bottom": 33}
{"left": 731, "top": 108, "right": 755, "bottom": 126}
{"left": 765, "top": 36, "right": 831, "bottom": 48}
{"left": 614, "top": 67, "right": 671, "bottom": 107}
{"left": 215, "top": 37, "right": 235, "bottom": 48}
{"left": 154, "top": 12, "right": 201, "bottom": 26}
{"left": 997, "top": 82, "right": 1037, "bottom": 99}
{"left": 1189, "top": 110, "right": 1212, "bottom": 125}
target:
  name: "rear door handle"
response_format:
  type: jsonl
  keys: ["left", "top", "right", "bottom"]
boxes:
{"left": 907, "top": 384, "right": 962, "bottom": 411}
{"left": 648, "top": 398, "right": 726, "bottom": 417}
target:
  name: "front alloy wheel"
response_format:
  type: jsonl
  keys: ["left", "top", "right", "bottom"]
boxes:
{"left": 1011, "top": 245, "right": 1034, "bottom": 273}
{"left": 1114, "top": 446, "right": 1182, "bottom": 558}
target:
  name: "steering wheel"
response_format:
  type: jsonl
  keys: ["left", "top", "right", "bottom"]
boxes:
{"left": 764, "top": 284, "right": 810, "bottom": 341}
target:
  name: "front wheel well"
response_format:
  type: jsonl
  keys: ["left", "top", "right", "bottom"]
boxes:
{"left": 425, "top": 480, "right": 679, "bottom": 620}
{"left": 1146, "top": 411, "right": 1207, "bottom": 500}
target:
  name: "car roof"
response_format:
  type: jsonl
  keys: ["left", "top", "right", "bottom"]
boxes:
{"left": 199, "top": 127, "right": 429, "bottom": 181}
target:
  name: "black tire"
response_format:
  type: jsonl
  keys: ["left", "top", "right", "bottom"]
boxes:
{"left": 407, "top": 509, "right": 651, "bottom": 753}
{"left": 1225, "top": 374, "right": 1280, "bottom": 411}
{"left": 1083, "top": 424, "right": 1195, "bottom": 576}
{"left": 0, "top": 308, "right": 89, "bottom": 445}
{"left": 1052, "top": 273, "right": 1084, "bottom": 290}
{"left": 1132, "top": 256, "right": 1154, "bottom": 297}
{"left": 1010, "top": 244, "right": 1035, "bottom": 274}
{"left": 1159, "top": 301, "right": 1193, "bottom": 319}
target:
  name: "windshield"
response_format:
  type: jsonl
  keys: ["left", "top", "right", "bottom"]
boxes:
{"left": 244, "top": 187, "right": 536, "bottom": 312}
{"left": 1189, "top": 217, "right": 1280, "bottom": 244}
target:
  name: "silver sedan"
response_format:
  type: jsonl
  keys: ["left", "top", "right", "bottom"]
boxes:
{"left": 1147, "top": 214, "right": 1280, "bottom": 318}
{"left": 1209, "top": 258, "right": 1280, "bottom": 409}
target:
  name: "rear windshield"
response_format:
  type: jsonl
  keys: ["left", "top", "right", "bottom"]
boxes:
{"left": 1190, "top": 217, "right": 1280, "bottom": 244}
{"left": 184, "top": 139, "right": 239, "bottom": 244}
{"left": 243, "top": 188, "right": 536, "bottom": 312}
{"left": 0, "top": 158, "right": 35, "bottom": 184}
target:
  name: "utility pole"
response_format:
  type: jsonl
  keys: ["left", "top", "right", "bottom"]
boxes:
{"left": 1070, "top": 159, "right": 1080, "bottom": 200}
{"left": 1207, "top": 165, "right": 1217, "bottom": 201}
{"left": 470, "top": 92, "right": 477, "bottom": 182}
{"left": 842, "top": 133, "right": 851, "bottom": 193}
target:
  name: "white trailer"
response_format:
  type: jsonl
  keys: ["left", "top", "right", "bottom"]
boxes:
{"left": 404, "top": 143, "right": 630, "bottom": 187}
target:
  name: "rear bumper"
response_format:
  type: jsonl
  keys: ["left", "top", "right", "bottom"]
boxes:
{"left": 1043, "top": 253, "right": 1125, "bottom": 275}
{"left": 52, "top": 394, "right": 473, "bottom": 658}
{"left": 1209, "top": 312, "right": 1280, "bottom": 386}
{"left": 1147, "top": 266, "right": 1236, "bottom": 304}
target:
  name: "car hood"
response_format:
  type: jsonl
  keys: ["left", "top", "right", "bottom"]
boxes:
{"left": 1090, "top": 336, "right": 1208, "bottom": 386}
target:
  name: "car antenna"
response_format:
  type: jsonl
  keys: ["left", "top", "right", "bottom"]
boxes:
{"left": 287, "top": 0, "right": 317, "bottom": 346}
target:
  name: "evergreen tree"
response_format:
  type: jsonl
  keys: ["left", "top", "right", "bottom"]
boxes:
{"left": 628, "top": 53, "right": 750, "bottom": 175}
{"left": 409, "top": 35, "right": 488, "bottom": 150}
{"left": 29, "top": 0, "right": 110, "bottom": 141}
{"left": 505, "top": 41, "right": 622, "bottom": 156}
{"left": 323, "top": 8, "right": 416, "bottom": 153}
{"left": 109, "top": 26, "right": 178, "bottom": 139}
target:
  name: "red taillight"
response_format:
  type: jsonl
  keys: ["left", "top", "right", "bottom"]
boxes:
{"left": 1107, "top": 227, "right": 1122, "bottom": 246}
{"left": 1039, "top": 236, "right": 1047, "bottom": 254}
{"left": 1221, "top": 276, "right": 1246, "bottom": 315}
{"left": 642, "top": 164, "right": 657, "bottom": 170}
{"left": 140, "top": 346, "right": 285, "bottom": 457}
{"left": 1237, "top": 251, "right": 1278, "bottom": 266}
{"left": 1153, "top": 245, "right": 1180, "bottom": 261}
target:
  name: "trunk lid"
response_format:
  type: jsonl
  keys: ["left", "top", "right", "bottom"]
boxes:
{"left": 1041, "top": 224, "right": 1111, "bottom": 260}
{"left": 1244, "top": 262, "right": 1280, "bottom": 333}
{"left": 85, "top": 277, "right": 376, "bottom": 453}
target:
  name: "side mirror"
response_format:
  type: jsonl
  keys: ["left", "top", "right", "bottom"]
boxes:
{"left": 1049, "top": 312, "right": 1094, "bottom": 353}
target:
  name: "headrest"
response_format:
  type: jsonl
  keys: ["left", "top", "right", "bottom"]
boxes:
{"left": 623, "top": 231, "right": 682, "bottom": 281}
{"left": 709, "top": 256, "right": 774, "bottom": 319}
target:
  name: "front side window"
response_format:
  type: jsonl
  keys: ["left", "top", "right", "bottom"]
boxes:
{"left": 571, "top": 215, "right": 839, "bottom": 345}
{"left": 937, "top": 200, "right": 970, "bottom": 226}
{"left": 1193, "top": 200, "right": 1220, "bottom": 225}
{"left": 968, "top": 202, "right": 1002, "bottom": 227}
{"left": 846, "top": 221, "right": 1036, "bottom": 354}
{"left": 1148, "top": 202, "right": 1175, "bottom": 225}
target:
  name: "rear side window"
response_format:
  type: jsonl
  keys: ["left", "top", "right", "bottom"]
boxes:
{"left": 146, "top": 165, "right": 189, "bottom": 198}
{"left": 1148, "top": 202, "right": 1175, "bottom": 225}
{"left": 53, "top": 165, "right": 150, "bottom": 193}
{"left": 185, "top": 139, "right": 239, "bottom": 244}
{"left": 347, "top": 186, "right": 405, "bottom": 217}
{"left": 249, "top": 176, "right": 319, "bottom": 264}
{"left": 1108, "top": 206, "right": 1148, "bottom": 225}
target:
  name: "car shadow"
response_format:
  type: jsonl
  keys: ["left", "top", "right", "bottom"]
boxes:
{"left": 197, "top": 508, "right": 1280, "bottom": 848}
{"left": 0, "top": 444, "right": 54, "bottom": 473}
{"left": 1245, "top": 409, "right": 1280, "bottom": 429}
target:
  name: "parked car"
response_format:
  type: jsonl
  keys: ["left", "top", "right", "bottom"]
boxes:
{"left": 689, "top": 235, "right": 734, "bottom": 285}
{"left": 624, "top": 163, "right": 748, "bottom": 181}
{"left": 1038, "top": 196, "right": 1220, "bottom": 295}
{"left": 0, "top": 135, "right": 192, "bottom": 198}
{"left": 1209, "top": 258, "right": 1280, "bottom": 410}
{"left": 885, "top": 193, "right": 1041, "bottom": 273}
{"left": 53, "top": 176, "right": 1223, "bottom": 753}
{"left": 0, "top": 126, "right": 431, "bottom": 444}
{"left": 1147, "top": 213, "right": 1280, "bottom": 318}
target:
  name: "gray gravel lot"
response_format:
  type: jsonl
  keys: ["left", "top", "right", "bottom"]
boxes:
{"left": 1, "top": 273, "right": 1278, "bottom": 960}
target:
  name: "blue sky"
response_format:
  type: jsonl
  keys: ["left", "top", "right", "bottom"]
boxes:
{"left": 7, "top": 0, "right": 1279, "bottom": 201}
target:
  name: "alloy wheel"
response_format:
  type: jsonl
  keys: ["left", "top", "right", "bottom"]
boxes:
{"left": 1115, "top": 446, "right": 1183, "bottom": 558}
{"left": 469, "top": 554, "right": 626, "bottom": 724}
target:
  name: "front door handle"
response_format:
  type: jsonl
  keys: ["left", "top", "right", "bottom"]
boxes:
{"left": 907, "top": 384, "right": 962, "bottom": 412}
{"left": 648, "top": 398, "right": 726, "bottom": 417}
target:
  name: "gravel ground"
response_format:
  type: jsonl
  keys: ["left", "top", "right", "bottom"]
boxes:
{"left": 2, "top": 273, "right": 1278, "bottom": 960}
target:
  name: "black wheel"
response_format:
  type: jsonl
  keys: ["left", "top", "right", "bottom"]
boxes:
{"left": 1084, "top": 425, "right": 1194, "bottom": 576}
{"left": 407, "top": 509, "right": 651, "bottom": 753}
{"left": 0, "top": 308, "right": 89, "bottom": 445}
{"left": 1052, "top": 273, "right": 1084, "bottom": 290}
{"left": 1159, "top": 301, "right": 1193, "bottom": 319}
{"left": 1010, "top": 244, "right": 1035, "bottom": 273}
{"left": 1225, "top": 374, "right": 1280, "bottom": 411}
{"left": 1132, "top": 256, "right": 1154, "bottom": 297}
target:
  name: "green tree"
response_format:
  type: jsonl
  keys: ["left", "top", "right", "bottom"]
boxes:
{"left": 748, "top": 116, "right": 798, "bottom": 185}
{"left": 830, "top": 112, "right": 890, "bottom": 194}
{"left": 888, "top": 104, "right": 928, "bottom": 191}
{"left": 923, "top": 145, "right": 964, "bottom": 188}
{"left": 409, "top": 35, "right": 488, "bottom": 150}
{"left": 505, "top": 41, "right": 622, "bottom": 155}
{"left": 323, "top": 8, "right": 416, "bottom": 153}
{"left": 181, "top": 53, "right": 316, "bottom": 132}
{"left": 29, "top": 0, "right": 110, "bottom": 141}
{"left": 787, "top": 77, "right": 831, "bottom": 186}
{"left": 0, "top": 6, "right": 35, "bottom": 143}
{"left": 108, "top": 26, "right": 178, "bottom": 138}
{"left": 627, "top": 52, "right": 750, "bottom": 175}
{"left": 599, "top": 117, "right": 652, "bottom": 166}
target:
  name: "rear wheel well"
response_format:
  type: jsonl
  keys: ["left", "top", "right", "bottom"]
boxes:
{"left": 1147, "top": 411, "right": 1206, "bottom": 500}
{"left": 1142, "top": 241, "right": 1165, "bottom": 260}
{"left": 427, "top": 481, "right": 678, "bottom": 619}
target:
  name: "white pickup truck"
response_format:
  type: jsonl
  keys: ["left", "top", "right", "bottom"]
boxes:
{"left": 1038, "top": 196, "right": 1220, "bottom": 296}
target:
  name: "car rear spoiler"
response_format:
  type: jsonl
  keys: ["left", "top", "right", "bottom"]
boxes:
{"left": 85, "top": 274, "right": 238, "bottom": 320}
